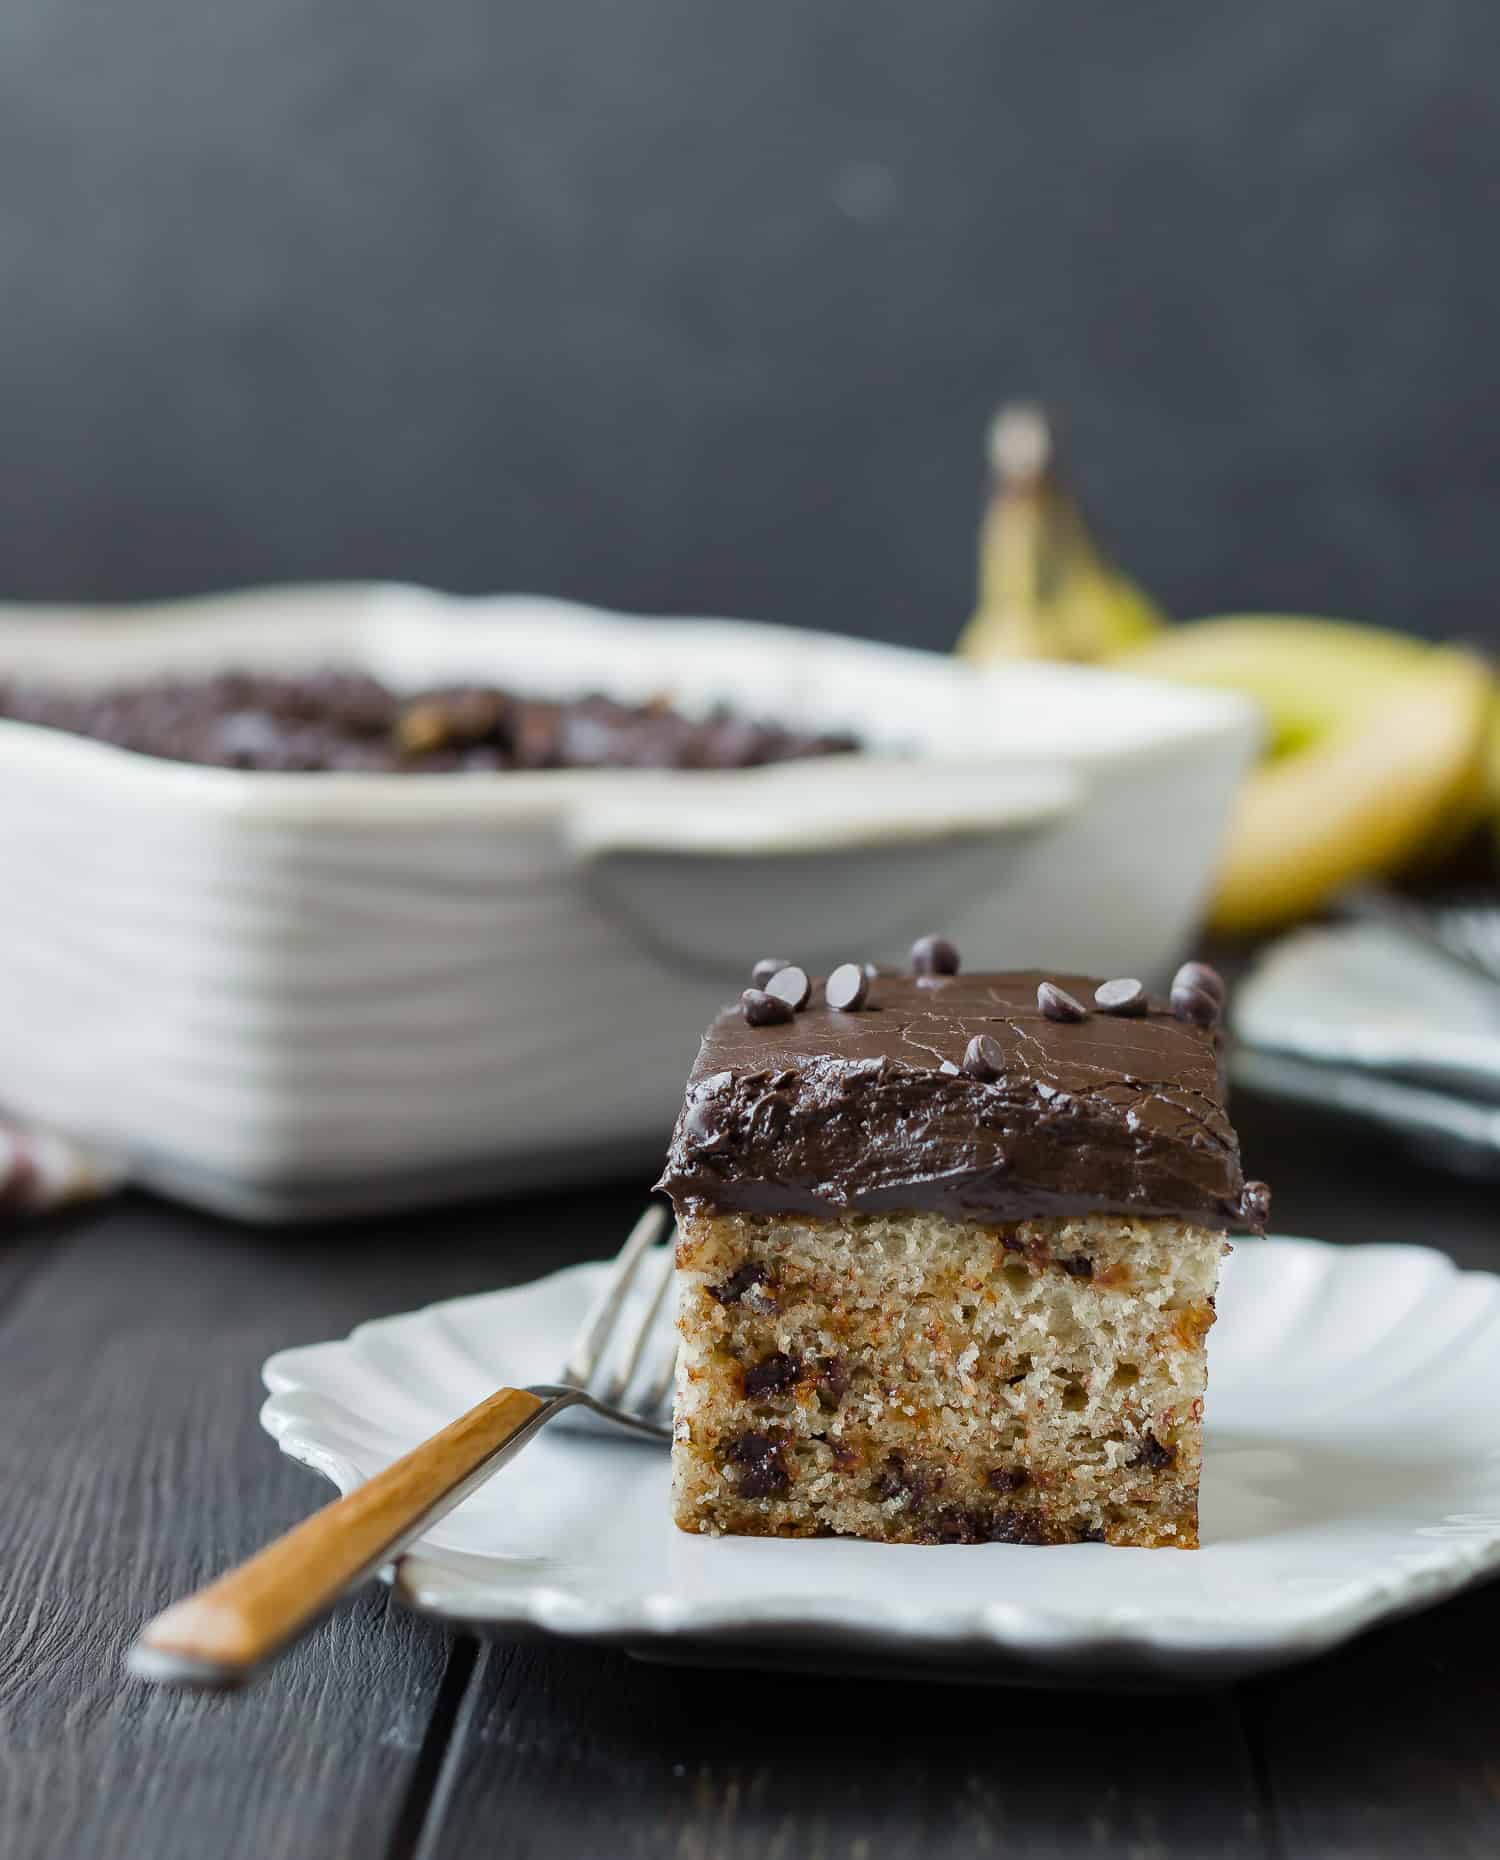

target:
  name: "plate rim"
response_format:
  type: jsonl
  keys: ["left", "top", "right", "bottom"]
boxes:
{"left": 259, "top": 1235, "right": 1500, "bottom": 1682}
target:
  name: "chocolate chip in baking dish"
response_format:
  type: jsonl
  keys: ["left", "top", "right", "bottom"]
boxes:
{"left": 751, "top": 955, "right": 793, "bottom": 988}
{"left": 740, "top": 988, "right": 794, "bottom": 1027}
{"left": 764, "top": 964, "right": 811, "bottom": 1012}
{"left": 910, "top": 933, "right": 960, "bottom": 976}
{"left": 824, "top": 962, "right": 869, "bottom": 1011}
{"left": 1037, "top": 980, "right": 1088, "bottom": 1023}
{"left": 1094, "top": 977, "right": 1147, "bottom": 1016}
{"left": 962, "top": 1034, "right": 1004, "bottom": 1080}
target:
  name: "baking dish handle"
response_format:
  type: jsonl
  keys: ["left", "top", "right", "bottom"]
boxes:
{"left": 568, "top": 757, "right": 1083, "bottom": 979}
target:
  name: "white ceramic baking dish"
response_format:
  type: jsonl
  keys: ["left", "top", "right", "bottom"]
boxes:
{"left": 0, "top": 586, "right": 1257, "bottom": 1220}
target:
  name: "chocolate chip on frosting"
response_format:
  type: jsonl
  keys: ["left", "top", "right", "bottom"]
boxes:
{"left": 962, "top": 1034, "right": 1004, "bottom": 1080}
{"left": 1037, "top": 981, "right": 1088, "bottom": 1023}
{"left": 1094, "top": 978, "right": 1147, "bottom": 1017}
{"left": 1176, "top": 960, "right": 1225, "bottom": 1002}
{"left": 740, "top": 988, "right": 794, "bottom": 1027}
{"left": 765, "top": 965, "right": 811, "bottom": 1012}
{"left": 657, "top": 969, "right": 1269, "bottom": 1235}
{"left": 910, "top": 934, "right": 960, "bottom": 977}
{"left": 824, "top": 962, "right": 870, "bottom": 1011}
{"left": 1171, "top": 961, "right": 1225, "bottom": 1027}
{"left": 1238, "top": 1180, "right": 1272, "bottom": 1228}
{"left": 751, "top": 956, "right": 793, "bottom": 988}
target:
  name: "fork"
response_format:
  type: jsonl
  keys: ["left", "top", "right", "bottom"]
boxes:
{"left": 128, "top": 1205, "right": 677, "bottom": 1690}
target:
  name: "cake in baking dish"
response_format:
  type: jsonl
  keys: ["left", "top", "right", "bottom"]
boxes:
{"left": 656, "top": 942, "right": 1268, "bottom": 1548}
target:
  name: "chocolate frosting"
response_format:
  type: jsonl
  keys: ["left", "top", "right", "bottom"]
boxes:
{"left": 657, "top": 971, "right": 1268, "bottom": 1232}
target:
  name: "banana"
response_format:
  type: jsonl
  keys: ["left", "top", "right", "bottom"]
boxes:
{"left": 957, "top": 405, "right": 1166, "bottom": 664}
{"left": 1122, "top": 621, "right": 1495, "bottom": 933}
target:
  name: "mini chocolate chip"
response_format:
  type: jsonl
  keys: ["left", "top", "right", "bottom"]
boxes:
{"left": 1239, "top": 1180, "right": 1272, "bottom": 1227}
{"left": 987, "top": 1509, "right": 1048, "bottom": 1545}
{"left": 986, "top": 1466, "right": 1030, "bottom": 1494}
{"left": 764, "top": 964, "right": 811, "bottom": 1012}
{"left": 824, "top": 962, "right": 869, "bottom": 1011}
{"left": 724, "top": 1430, "right": 789, "bottom": 1498}
{"left": 962, "top": 1034, "right": 1004, "bottom": 1080}
{"left": 1174, "top": 959, "right": 1225, "bottom": 1004}
{"left": 1077, "top": 1524, "right": 1107, "bottom": 1544}
{"left": 1061, "top": 1254, "right": 1093, "bottom": 1279}
{"left": 1094, "top": 977, "right": 1147, "bottom": 1016}
{"left": 877, "top": 1451, "right": 941, "bottom": 1506}
{"left": 743, "top": 1351, "right": 803, "bottom": 1397}
{"left": 924, "top": 1507, "right": 989, "bottom": 1544}
{"left": 1170, "top": 977, "right": 1222, "bottom": 1027}
{"left": 710, "top": 1262, "right": 772, "bottom": 1306}
{"left": 740, "top": 987, "right": 794, "bottom": 1027}
{"left": 1037, "top": 980, "right": 1088, "bottom": 1023}
{"left": 751, "top": 955, "right": 793, "bottom": 988}
{"left": 910, "top": 933, "right": 960, "bottom": 976}
{"left": 815, "top": 1355, "right": 850, "bottom": 1410}
{"left": 1132, "top": 1430, "right": 1176, "bottom": 1472}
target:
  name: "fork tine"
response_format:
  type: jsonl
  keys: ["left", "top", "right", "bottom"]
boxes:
{"left": 599, "top": 1243, "right": 675, "bottom": 1406}
{"left": 642, "top": 1253, "right": 680, "bottom": 1420}
{"left": 559, "top": 1203, "right": 668, "bottom": 1387}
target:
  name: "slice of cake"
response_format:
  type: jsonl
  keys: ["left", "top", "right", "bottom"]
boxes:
{"left": 656, "top": 942, "right": 1269, "bottom": 1548}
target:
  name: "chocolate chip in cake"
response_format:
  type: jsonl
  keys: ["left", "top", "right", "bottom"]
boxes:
{"left": 1170, "top": 961, "right": 1223, "bottom": 1027}
{"left": 1061, "top": 1254, "right": 1094, "bottom": 1279}
{"left": 1037, "top": 980, "right": 1088, "bottom": 1022}
{"left": 724, "top": 1431, "right": 789, "bottom": 1498}
{"left": 923, "top": 1506, "right": 990, "bottom": 1545}
{"left": 1132, "top": 1430, "right": 1176, "bottom": 1472}
{"left": 740, "top": 988, "right": 794, "bottom": 1027}
{"left": 751, "top": 955, "right": 793, "bottom": 988}
{"left": 910, "top": 933, "right": 960, "bottom": 976}
{"left": 1076, "top": 1524, "right": 1107, "bottom": 1543}
{"left": 824, "top": 962, "right": 870, "bottom": 1011}
{"left": 764, "top": 964, "right": 811, "bottom": 1012}
{"left": 742, "top": 1351, "right": 803, "bottom": 1397}
{"left": 709, "top": 1262, "right": 772, "bottom": 1306}
{"left": 962, "top": 1033, "right": 1004, "bottom": 1080}
{"left": 814, "top": 1355, "right": 850, "bottom": 1410}
{"left": 1094, "top": 977, "right": 1147, "bottom": 1016}
{"left": 986, "top": 1466, "right": 1030, "bottom": 1494}
{"left": 876, "top": 1450, "right": 941, "bottom": 1506}
{"left": 986, "top": 1509, "right": 1049, "bottom": 1545}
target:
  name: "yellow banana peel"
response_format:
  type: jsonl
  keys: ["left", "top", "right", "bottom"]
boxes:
{"left": 957, "top": 406, "right": 1166, "bottom": 664}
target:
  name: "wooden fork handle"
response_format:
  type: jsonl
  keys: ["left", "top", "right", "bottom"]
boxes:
{"left": 130, "top": 1385, "right": 553, "bottom": 1689}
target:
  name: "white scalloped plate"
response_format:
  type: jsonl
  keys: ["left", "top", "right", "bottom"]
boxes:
{"left": 260, "top": 1237, "right": 1500, "bottom": 1686}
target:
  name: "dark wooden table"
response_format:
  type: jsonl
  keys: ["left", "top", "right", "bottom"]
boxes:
{"left": 5, "top": 1091, "right": 1498, "bottom": 1860}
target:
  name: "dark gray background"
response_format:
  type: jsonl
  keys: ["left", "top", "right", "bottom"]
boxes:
{"left": 2, "top": 0, "right": 1497, "bottom": 647}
